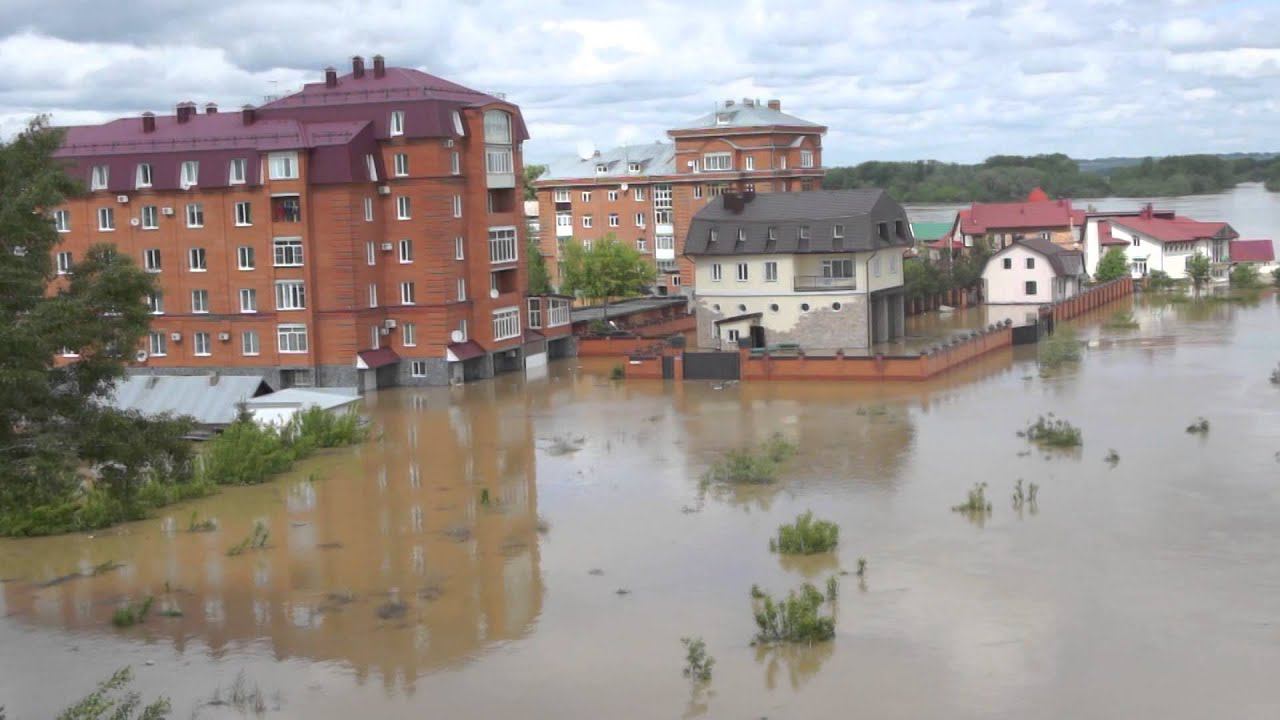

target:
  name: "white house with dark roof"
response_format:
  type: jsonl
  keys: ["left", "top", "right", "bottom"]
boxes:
{"left": 981, "top": 237, "right": 1085, "bottom": 328}
{"left": 685, "top": 190, "right": 912, "bottom": 351}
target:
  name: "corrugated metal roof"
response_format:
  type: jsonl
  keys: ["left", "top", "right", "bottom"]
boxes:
{"left": 686, "top": 190, "right": 913, "bottom": 256}
{"left": 670, "top": 101, "right": 821, "bottom": 131}
{"left": 540, "top": 142, "right": 674, "bottom": 181}
{"left": 103, "top": 375, "right": 271, "bottom": 426}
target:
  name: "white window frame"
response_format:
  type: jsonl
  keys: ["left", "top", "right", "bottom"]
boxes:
{"left": 486, "top": 147, "right": 513, "bottom": 175}
{"left": 272, "top": 237, "right": 303, "bottom": 267}
{"left": 745, "top": 156, "right": 755, "bottom": 171}
{"left": 455, "top": 236, "right": 465, "bottom": 260}
{"left": 527, "top": 297, "right": 543, "bottom": 328}
{"left": 703, "top": 152, "right": 732, "bottom": 171}
{"left": 389, "top": 110, "right": 405, "bottom": 137}
{"left": 736, "top": 262, "right": 749, "bottom": 282}
{"left": 267, "top": 152, "right": 299, "bottom": 180}
{"left": 636, "top": 237, "right": 648, "bottom": 252}
{"left": 399, "top": 238, "right": 413, "bottom": 263}
{"left": 148, "top": 331, "right": 167, "bottom": 357}
{"left": 608, "top": 213, "right": 619, "bottom": 227}
{"left": 56, "top": 251, "right": 72, "bottom": 275}
{"left": 628, "top": 162, "right": 641, "bottom": 173}
{"left": 411, "top": 360, "right": 428, "bottom": 377}
{"left": 229, "top": 158, "right": 247, "bottom": 185}
{"left": 492, "top": 306, "right": 521, "bottom": 341}
{"left": 711, "top": 263, "right": 722, "bottom": 282}
{"left": 400, "top": 281, "right": 416, "bottom": 305}
{"left": 403, "top": 322, "right": 417, "bottom": 347}
{"left": 234, "top": 201, "right": 252, "bottom": 227}
{"left": 451, "top": 151, "right": 461, "bottom": 176}
{"left": 368, "top": 283, "right": 378, "bottom": 308}
{"left": 97, "top": 207, "right": 115, "bottom": 231}
{"left": 146, "top": 293, "right": 163, "bottom": 314}
{"left": 237, "top": 245, "right": 255, "bottom": 270}
{"left": 366, "top": 241, "right": 376, "bottom": 266}
{"left": 396, "top": 196, "right": 411, "bottom": 220}
{"left": 547, "top": 298, "right": 571, "bottom": 327}
{"left": 581, "top": 191, "right": 591, "bottom": 202}
{"left": 693, "top": 185, "right": 703, "bottom": 200}
{"left": 275, "top": 280, "right": 306, "bottom": 310}
{"left": 239, "top": 288, "right": 257, "bottom": 313}
{"left": 135, "top": 163, "right": 152, "bottom": 189}
{"left": 53, "top": 209, "right": 70, "bottom": 233}
{"left": 365, "top": 154, "right": 378, "bottom": 182}
{"left": 634, "top": 187, "right": 646, "bottom": 201}
{"left": 180, "top": 161, "right": 199, "bottom": 189}
{"left": 363, "top": 197, "right": 374, "bottom": 222}
{"left": 191, "top": 289, "right": 210, "bottom": 314}
{"left": 488, "top": 227, "right": 518, "bottom": 264}
{"left": 800, "top": 150, "right": 814, "bottom": 168}
{"left": 456, "top": 277, "right": 467, "bottom": 301}
{"left": 185, "top": 203, "right": 204, "bottom": 228}
{"left": 765, "top": 261, "right": 778, "bottom": 282}
{"left": 144, "top": 248, "right": 161, "bottom": 272}
{"left": 370, "top": 325, "right": 380, "bottom": 350}
{"left": 393, "top": 153, "right": 409, "bottom": 177}
{"left": 635, "top": 212, "right": 645, "bottom": 227}
{"left": 141, "top": 205, "right": 158, "bottom": 230}
{"left": 90, "top": 165, "right": 109, "bottom": 191}
{"left": 452, "top": 195, "right": 462, "bottom": 218}
{"left": 241, "top": 330, "right": 260, "bottom": 356}
{"left": 833, "top": 224, "right": 844, "bottom": 239}
{"left": 608, "top": 190, "right": 618, "bottom": 202}
{"left": 582, "top": 215, "right": 593, "bottom": 228}
{"left": 277, "top": 324, "right": 308, "bottom": 354}
{"left": 189, "top": 247, "right": 207, "bottom": 272}
{"left": 554, "top": 189, "right": 570, "bottom": 203}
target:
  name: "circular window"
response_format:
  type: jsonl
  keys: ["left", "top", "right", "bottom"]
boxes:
{"left": 712, "top": 304, "right": 720, "bottom": 312}
{"left": 770, "top": 303, "right": 780, "bottom": 312}
{"left": 738, "top": 304, "right": 747, "bottom": 312}
{"left": 832, "top": 302, "right": 842, "bottom": 311}
{"left": 800, "top": 303, "right": 811, "bottom": 312}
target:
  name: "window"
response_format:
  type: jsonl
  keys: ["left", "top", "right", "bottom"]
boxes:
{"left": 366, "top": 241, "right": 376, "bottom": 266}
{"left": 634, "top": 187, "right": 646, "bottom": 201}
{"left": 400, "top": 281, "right": 416, "bottom": 305}
{"left": 582, "top": 215, "right": 593, "bottom": 228}
{"left": 148, "top": 331, "right": 166, "bottom": 356}
{"left": 456, "top": 277, "right": 467, "bottom": 301}
{"left": 136, "top": 163, "right": 152, "bottom": 188}
{"left": 483, "top": 110, "right": 511, "bottom": 143}
{"left": 189, "top": 247, "right": 207, "bottom": 271}
{"left": 608, "top": 213, "right": 619, "bottom": 227}
{"left": 671, "top": 275, "right": 681, "bottom": 286}
{"left": 796, "top": 226, "right": 810, "bottom": 242}
{"left": 453, "top": 195, "right": 462, "bottom": 218}
{"left": 56, "top": 251, "right": 72, "bottom": 275}
{"left": 368, "top": 283, "right": 378, "bottom": 307}
{"left": 768, "top": 226, "right": 778, "bottom": 241}
{"left": 393, "top": 153, "right": 409, "bottom": 177}
{"left": 1025, "top": 280, "right": 1038, "bottom": 295}
{"left": 1026, "top": 257, "right": 1035, "bottom": 269}
{"left": 635, "top": 212, "right": 645, "bottom": 227}
{"left": 278, "top": 324, "right": 308, "bottom": 353}
{"left": 628, "top": 162, "right": 641, "bottom": 173}
{"left": 455, "top": 236, "right": 465, "bottom": 260}
{"left": 736, "top": 262, "right": 749, "bottom": 281}
{"left": 273, "top": 238, "right": 303, "bottom": 266}
{"left": 745, "top": 156, "right": 755, "bottom": 171}
{"left": 711, "top": 263, "right": 722, "bottom": 282}
{"left": 239, "top": 288, "right": 257, "bottom": 313}
{"left": 451, "top": 151, "right": 461, "bottom": 175}
{"left": 144, "top": 249, "right": 161, "bottom": 272}
{"left": 1132, "top": 235, "right": 1140, "bottom": 247}
{"left": 229, "top": 158, "right": 247, "bottom": 185}
{"left": 53, "top": 210, "right": 70, "bottom": 232}
{"left": 180, "top": 161, "right": 199, "bottom": 189}
{"left": 800, "top": 150, "right": 814, "bottom": 168}
{"left": 1131, "top": 258, "right": 1147, "bottom": 275}
{"left": 146, "top": 293, "right": 163, "bottom": 314}
{"left": 139, "top": 205, "right": 158, "bottom": 229}
{"left": 492, "top": 307, "right": 521, "bottom": 340}
{"left": 90, "top": 165, "right": 109, "bottom": 190}
{"left": 403, "top": 322, "right": 416, "bottom": 347}
{"left": 268, "top": 152, "right": 298, "bottom": 180}
{"left": 556, "top": 212, "right": 571, "bottom": 228}
{"left": 765, "top": 261, "right": 778, "bottom": 282}
{"left": 275, "top": 280, "right": 306, "bottom": 310}
{"left": 234, "top": 201, "right": 252, "bottom": 226}
{"left": 396, "top": 196, "right": 411, "bottom": 220}
{"left": 486, "top": 147, "right": 513, "bottom": 174}
{"left": 489, "top": 227, "right": 518, "bottom": 263}
{"left": 693, "top": 185, "right": 703, "bottom": 199}
{"left": 242, "top": 330, "right": 260, "bottom": 356}
{"left": 778, "top": 155, "right": 788, "bottom": 170}
{"left": 527, "top": 297, "right": 542, "bottom": 328}
{"left": 833, "top": 224, "right": 844, "bottom": 239}
{"left": 237, "top": 246, "right": 255, "bottom": 270}
{"left": 389, "top": 110, "right": 405, "bottom": 136}
{"left": 552, "top": 188, "right": 570, "bottom": 203}
{"left": 548, "top": 298, "right": 571, "bottom": 327}
{"left": 399, "top": 238, "right": 413, "bottom": 263}
{"left": 581, "top": 191, "right": 592, "bottom": 202}
{"left": 186, "top": 203, "right": 204, "bottom": 228}
{"left": 1002, "top": 257, "right": 1012, "bottom": 269}
{"left": 365, "top": 154, "right": 378, "bottom": 182}
{"left": 703, "top": 153, "right": 732, "bottom": 171}
{"left": 191, "top": 289, "right": 209, "bottom": 313}
{"left": 608, "top": 190, "right": 618, "bottom": 202}
{"left": 411, "top": 360, "right": 428, "bottom": 377}
{"left": 873, "top": 258, "right": 881, "bottom": 277}
{"left": 822, "top": 259, "right": 854, "bottom": 278}
{"left": 273, "top": 196, "right": 301, "bottom": 223}
{"left": 97, "top": 207, "right": 115, "bottom": 231}
{"left": 737, "top": 228, "right": 746, "bottom": 244}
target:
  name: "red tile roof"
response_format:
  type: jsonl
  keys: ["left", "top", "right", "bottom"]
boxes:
{"left": 1230, "top": 239, "right": 1275, "bottom": 263}
{"left": 960, "top": 199, "right": 1078, "bottom": 234}
{"left": 1098, "top": 220, "right": 1129, "bottom": 246}
{"left": 1109, "top": 215, "right": 1235, "bottom": 243}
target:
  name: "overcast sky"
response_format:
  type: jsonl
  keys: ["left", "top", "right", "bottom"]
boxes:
{"left": 1, "top": 0, "right": 1277, "bottom": 165}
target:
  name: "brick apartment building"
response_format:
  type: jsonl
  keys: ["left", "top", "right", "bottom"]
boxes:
{"left": 533, "top": 99, "right": 826, "bottom": 294}
{"left": 50, "top": 56, "right": 571, "bottom": 389}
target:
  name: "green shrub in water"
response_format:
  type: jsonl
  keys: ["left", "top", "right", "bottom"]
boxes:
{"left": 772, "top": 511, "right": 839, "bottom": 555}
{"left": 610, "top": 364, "right": 625, "bottom": 381}
{"left": 55, "top": 667, "right": 170, "bottom": 719}
{"left": 952, "top": 482, "right": 993, "bottom": 515}
{"left": 1038, "top": 327, "right": 1080, "bottom": 373}
{"left": 1103, "top": 311, "right": 1139, "bottom": 329}
{"left": 1023, "top": 415, "right": 1083, "bottom": 447}
{"left": 681, "top": 636, "right": 714, "bottom": 682}
{"left": 226, "top": 521, "right": 269, "bottom": 557}
{"left": 111, "top": 596, "right": 154, "bottom": 628}
{"left": 751, "top": 582, "right": 836, "bottom": 645}
{"left": 291, "top": 406, "right": 367, "bottom": 449}
{"left": 705, "top": 433, "right": 798, "bottom": 485}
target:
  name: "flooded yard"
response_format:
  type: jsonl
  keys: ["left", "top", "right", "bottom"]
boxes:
{"left": 3, "top": 293, "right": 1280, "bottom": 719}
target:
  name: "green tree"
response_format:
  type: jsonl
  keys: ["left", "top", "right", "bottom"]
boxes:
{"left": 527, "top": 239, "right": 552, "bottom": 295}
{"left": 1229, "top": 263, "right": 1261, "bottom": 289}
{"left": 1186, "top": 252, "right": 1212, "bottom": 294}
{"left": 0, "top": 117, "right": 194, "bottom": 536}
{"left": 522, "top": 163, "right": 547, "bottom": 201}
{"left": 1094, "top": 247, "right": 1130, "bottom": 282}
{"left": 559, "top": 234, "right": 656, "bottom": 321}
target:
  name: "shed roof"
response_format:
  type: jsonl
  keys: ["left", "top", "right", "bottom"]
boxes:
{"left": 103, "top": 374, "right": 271, "bottom": 426}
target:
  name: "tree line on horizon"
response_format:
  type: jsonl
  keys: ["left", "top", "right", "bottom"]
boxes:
{"left": 824, "top": 153, "right": 1280, "bottom": 202}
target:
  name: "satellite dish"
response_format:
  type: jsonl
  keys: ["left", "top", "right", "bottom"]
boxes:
{"left": 134, "top": 350, "right": 149, "bottom": 363}
{"left": 576, "top": 140, "right": 596, "bottom": 160}
{"left": 619, "top": 183, "right": 629, "bottom": 191}
{"left": 450, "top": 330, "right": 463, "bottom": 343}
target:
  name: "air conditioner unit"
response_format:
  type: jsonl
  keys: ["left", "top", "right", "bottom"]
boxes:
{"left": 383, "top": 319, "right": 397, "bottom": 329}
{"left": 169, "top": 332, "right": 182, "bottom": 342}
{"left": 116, "top": 195, "right": 130, "bottom": 203}
{"left": 380, "top": 242, "right": 394, "bottom": 252}
{"left": 134, "top": 350, "right": 149, "bottom": 363}
{"left": 379, "top": 327, "right": 390, "bottom": 336}
{"left": 377, "top": 185, "right": 391, "bottom": 196}
{"left": 129, "top": 218, "right": 140, "bottom": 227}
{"left": 217, "top": 332, "right": 231, "bottom": 342}
{"left": 161, "top": 207, "right": 175, "bottom": 216}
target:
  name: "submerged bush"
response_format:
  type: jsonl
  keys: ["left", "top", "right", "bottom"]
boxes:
{"left": 1186, "top": 417, "right": 1210, "bottom": 435}
{"left": 291, "top": 406, "right": 367, "bottom": 449}
{"left": 1103, "top": 311, "right": 1139, "bottom": 329}
{"left": 751, "top": 583, "right": 836, "bottom": 645}
{"left": 952, "top": 482, "right": 992, "bottom": 515}
{"left": 1271, "top": 364, "right": 1280, "bottom": 385}
{"left": 771, "top": 511, "right": 839, "bottom": 555}
{"left": 226, "top": 521, "right": 270, "bottom": 557}
{"left": 1023, "top": 415, "right": 1083, "bottom": 447}
{"left": 1147, "top": 270, "right": 1177, "bottom": 291}
{"left": 1011, "top": 479, "right": 1039, "bottom": 510}
{"left": 681, "top": 636, "right": 714, "bottom": 683}
{"left": 705, "top": 433, "right": 797, "bottom": 485}
{"left": 56, "top": 668, "right": 170, "bottom": 719}
{"left": 111, "top": 596, "right": 154, "bottom": 628}
{"left": 1230, "top": 263, "right": 1261, "bottom": 289}
{"left": 1038, "top": 327, "right": 1081, "bottom": 373}
{"left": 202, "top": 408, "right": 366, "bottom": 486}
{"left": 610, "top": 364, "right": 625, "bottom": 381}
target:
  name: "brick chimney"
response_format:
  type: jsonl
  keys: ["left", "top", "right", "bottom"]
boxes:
{"left": 373, "top": 54, "right": 386, "bottom": 78}
{"left": 175, "top": 101, "right": 196, "bottom": 123}
{"left": 204, "top": 102, "right": 218, "bottom": 114}
{"left": 241, "top": 105, "right": 256, "bottom": 126}
{"left": 352, "top": 55, "right": 365, "bottom": 78}
{"left": 324, "top": 66, "right": 338, "bottom": 88}
{"left": 767, "top": 99, "right": 781, "bottom": 111}
{"left": 141, "top": 111, "right": 156, "bottom": 133}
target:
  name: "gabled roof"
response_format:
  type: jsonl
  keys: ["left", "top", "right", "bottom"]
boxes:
{"left": 103, "top": 374, "right": 271, "bottom": 426}
{"left": 1098, "top": 220, "right": 1128, "bottom": 246}
{"left": 1109, "top": 214, "right": 1235, "bottom": 243}
{"left": 960, "top": 199, "right": 1079, "bottom": 234}
{"left": 988, "top": 237, "right": 1084, "bottom": 277}
{"left": 539, "top": 142, "right": 675, "bottom": 182}
{"left": 669, "top": 100, "right": 822, "bottom": 132}
{"left": 1230, "top": 239, "right": 1275, "bottom": 263}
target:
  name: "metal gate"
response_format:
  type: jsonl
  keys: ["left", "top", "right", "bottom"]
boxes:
{"left": 682, "top": 351, "right": 740, "bottom": 381}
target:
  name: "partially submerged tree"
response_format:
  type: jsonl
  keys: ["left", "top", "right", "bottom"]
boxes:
{"left": 1186, "top": 252, "right": 1212, "bottom": 295}
{"left": 558, "top": 234, "right": 656, "bottom": 322}
{"left": 1094, "top": 247, "right": 1130, "bottom": 282}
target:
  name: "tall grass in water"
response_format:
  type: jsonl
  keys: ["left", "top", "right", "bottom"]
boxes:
{"left": 705, "top": 433, "right": 798, "bottom": 485}
{"left": 1022, "top": 415, "right": 1083, "bottom": 447}
{"left": 1038, "top": 327, "right": 1080, "bottom": 374}
{"left": 770, "top": 511, "right": 839, "bottom": 554}
{"left": 751, "top": 582, "right": 836, "bottom": 645}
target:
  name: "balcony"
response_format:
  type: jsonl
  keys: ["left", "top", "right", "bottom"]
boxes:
{"left": 794, "top": 275, "right": 856, "bottom": 292}
{"left": 485, "top": 146, "right": 515, "bottom": 189}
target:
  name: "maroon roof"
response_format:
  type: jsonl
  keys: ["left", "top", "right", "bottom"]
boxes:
{"left": 1230, "top": 239, "right": 1275, "bottom": 263}
{"left": 1109, "top": 214, "right": 1235, "bottom": 243}
{"left": 960, "top": 199, "right": 1078, "bottom": 234}
{"left": 357, "top": 348, "right": 400, "bottom": 369}
{"left": 447, "top": 340, "right": 487, "bottom": 362}
{"left": 1098, "top": 220, "right": 1128, "bottom": 246}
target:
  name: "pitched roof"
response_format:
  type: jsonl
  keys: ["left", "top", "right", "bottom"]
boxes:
{"left": 447, "top": 340, "right": 487, "bottom": 362}
{"left": 539, "top": 142, "right": 675, "bottom": 182}
{"left": 669, "top": 100, "right": 822, "bottom": 132}
{"left": 1026, "top": 187, "right": 1050, "bottom": 202}
{"left": 1098, "top": 220, "right": 1128, "bottom": 246}
{"left": 103, "top": 374, "right": 271, "bottom": 426}
{"left": 1230, "top": 239, "right": 1275, "bottom": 263}
{"left": 56, "top": 114, "right": 312, "bottom": 157}
{"left": 685, "top": 189, "right": 911, "bottom": 256}
{"left": 1109, "top": 215, "right": 1235, "bottom": 243}
{"left": 960, "top": 199, "right": 1078, "bottom": 233}
{"left": 990, "top": 237, "right": 1085, "bottom": 277}
{"left": 356, "top": 348, "right": 400, "bottom": 369}
{"left": 261, "top": 66, "right": 499, "bottom": 109}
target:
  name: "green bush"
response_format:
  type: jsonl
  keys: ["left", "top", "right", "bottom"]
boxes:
{"left": 751, "top": 583, "right": 836, "bottom": 645}
{"left": 1272, "top": 267, "right": 1280, "bottom": 285}
{"left": 704, "top": 434, "right": 798, "bottom": 485}
{"left": 290, "top": 406, "right": 367, "bottom": 449}
{"left": 1146, "top": 270, "right": 1177, "bottom": 290}
{"left": 55, "top": 668, "right": 170, "bottom": 719}
{"left": 610, "top": 364, "right": 625, "bottom": 381}
{"left": 1103, "top": 311, "right": 1139, "bottom": 329}
{"left": 1230, "top": 263, "right": 1261, "bottom": 289}
{"left": 952, "top": 482, "right": 993, "bottom": 514}
{"left": 111, "top": 596, "right": 154, "bottom": 628}
{"left": 1039, "top": 327, "right": 1081, "bottom": 372}
{"left": 681, "top": 636, "right": 714, "bottom": 682}
{"left": 771, "top": 511, "right": 839, "bottom": 554}
{"left": 201, "top": 419, "right": 295, "bottom": 486}
{"left": 1023, "top": 415, "right": 1083, "bottom": 447}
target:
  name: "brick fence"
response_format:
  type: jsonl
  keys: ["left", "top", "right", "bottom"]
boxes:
{"left": 1046, "top": 277, "right": 1133, "bottom": 323}
{"left": 578, "top": 335, "right": 666, "bottom": 357}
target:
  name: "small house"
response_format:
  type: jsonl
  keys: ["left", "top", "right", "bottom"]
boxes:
{"left": 982, "top": 237, "right": 1085, "bottom": 306}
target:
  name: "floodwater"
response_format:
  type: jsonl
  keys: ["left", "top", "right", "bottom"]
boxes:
{"left": 4, "top": 292, "right": 1280, "bottom": 719}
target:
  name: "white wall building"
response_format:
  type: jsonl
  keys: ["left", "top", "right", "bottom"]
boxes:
{"left": 1082, "top": 207, "right": 1236, "bottom": 282}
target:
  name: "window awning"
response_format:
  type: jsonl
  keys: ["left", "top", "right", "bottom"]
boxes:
{"left": 446, "top": 340, "right": 487, "bottom": 362}
{"left": 356, "top": 348, "right": 400, "bottom": 369}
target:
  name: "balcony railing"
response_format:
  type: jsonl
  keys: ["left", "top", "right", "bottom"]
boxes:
{"left": 794, "top": 275, "right": 855, "bottom": 292}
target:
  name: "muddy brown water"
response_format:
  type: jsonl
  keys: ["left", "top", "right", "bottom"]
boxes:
{"left": 3, "top": 294, "right": 1280, "bottom": 719}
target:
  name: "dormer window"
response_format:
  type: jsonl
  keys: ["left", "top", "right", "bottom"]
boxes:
{"left": 715, "top": 112, "right": 732, "bottom": 126}
{"left": 268, "top": 152, "right": 299, "bottom": 180}
{"left": 90, "top": 165, "right": 109, "bottom": 190}
{"left": 179, "top": 161, "right": 199, "bottom": 189}
{"left": 736, "top": 228, "right": 746, "bottom": 244}
{"left": 483, "top": 110, "right": 511, "bottom": 144}
{"left": 595, "top": 164, "right": 608, "bottom": 175}
{"left": 798, "top": 225, "right": 810, "bottom": 241}
{"left": 709, "top": 228, "right": 718, "bottom": 243}
{"left": 389, "top": 110, "right": 405, "bottom": 137}
{"left": 229, "top": 158, "right": 247, "bottom": 185}
{"left": 833, "top": 224, "right": 844, "bottom": 239}
{"left": 135, "top": 164, "right": 152, "bottom": 189}
{"left": 628, "top": 162, "right": 641, "bottom": 173}
{"left": 768, "top": 226, "right": 778, "bottom": 241}
{"left": 877, "top": 222, "right": 890, "bottom": 242}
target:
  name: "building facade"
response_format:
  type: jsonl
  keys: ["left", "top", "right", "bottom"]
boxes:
{"left": 944, "top": 189, "right": 1085, "bottom": 255}
{"left": 50, "top": 56, "right": 571, "bottom": 388}
{"left": 1081, "top": 206, "right": 1237, "bottom": 281}
{"left": 686, "top": 190, "right": 912, "bottom": 352}
{"left": 534, "top": 99, "right": 826, "bottom": 294}
{"left": 981, "top": 237, "right": 1084, "bottom": 307}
